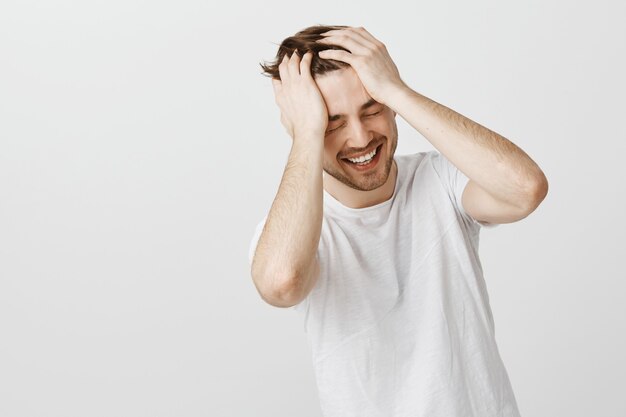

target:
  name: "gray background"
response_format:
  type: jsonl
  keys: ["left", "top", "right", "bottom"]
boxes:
{"left": 1, "top": 0, "right": 624, "bottom": 416}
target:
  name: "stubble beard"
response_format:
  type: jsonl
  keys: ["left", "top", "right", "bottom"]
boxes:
{"left": 323, "top": 130, "right": 398, "bottom": 192}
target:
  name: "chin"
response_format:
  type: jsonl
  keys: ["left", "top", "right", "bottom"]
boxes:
{"left": 326, "top": 156, "right": 393, "bottom": 192}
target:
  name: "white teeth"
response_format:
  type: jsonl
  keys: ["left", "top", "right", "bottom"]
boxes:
{"left": 347, "top": 147, "right": 377, "bottom": 163}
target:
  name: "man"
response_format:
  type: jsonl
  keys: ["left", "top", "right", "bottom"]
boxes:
{"left": 249, "top": 24, "right": 547, "bottom": 417}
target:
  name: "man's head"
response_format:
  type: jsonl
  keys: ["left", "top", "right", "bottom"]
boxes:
{"left": 260, "top": 24, "right": 398, "bottom": 194}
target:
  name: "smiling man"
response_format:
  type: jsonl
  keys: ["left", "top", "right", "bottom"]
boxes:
{"left": 249, "top": 24, "right": 548, "bottom": 417}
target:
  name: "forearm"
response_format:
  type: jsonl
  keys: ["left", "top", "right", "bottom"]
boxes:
{"left": 387, "top": 86, "right": 547, "bottom": 208}
{"left": 251, "top": 136, "right": 324, "bottom": 297}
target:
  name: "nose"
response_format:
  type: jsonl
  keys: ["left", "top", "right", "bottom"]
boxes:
{"left": 346, "top": 118, "right": 374, "bottom": 149}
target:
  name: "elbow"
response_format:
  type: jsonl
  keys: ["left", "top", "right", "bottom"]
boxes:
{"left": 251, "top": 269, "right": 301, "bottom": 308}
{"left": 262, "top": 285, "right": 301, "bottom": 308}
{"left": 521, "top": 172, "right": 549, "bottom": 214}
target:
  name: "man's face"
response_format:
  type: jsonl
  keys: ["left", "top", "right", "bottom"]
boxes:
{"left": 315, "top": 67, "right": 398, "bottom": 192}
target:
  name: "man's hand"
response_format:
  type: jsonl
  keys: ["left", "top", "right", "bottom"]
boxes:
{"left": 315, "top": 26, "right": 408, "bottom": 107}
{"left": 272, "top": 50, "right": 328, "bottom": 141}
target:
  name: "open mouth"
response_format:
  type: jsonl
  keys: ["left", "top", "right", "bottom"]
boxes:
{"left": 341, "top": 143, "right": 383, "bottom": 171}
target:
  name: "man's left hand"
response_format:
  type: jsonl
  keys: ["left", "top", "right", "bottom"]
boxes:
{"left": 316, "top": 26, "right": 408, "bottom": 106}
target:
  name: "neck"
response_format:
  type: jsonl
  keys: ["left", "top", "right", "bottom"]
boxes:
{"left": 323, "top": 159, "right": 398, "bottom": 209}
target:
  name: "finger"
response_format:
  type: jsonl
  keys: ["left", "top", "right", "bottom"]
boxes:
{"left": 343, "top": 27, "right": 375, "bottom": 45}
{"left": 288, "top": 49, "right": 301, "bottom": 76}
{"left": 317, "top": 30, "right": 371, "bottom": 54}
{"left": 271, "top": 78, "right": 281, "bottom": 95}
{"left": 278, "top": 53, "right": 289, "bottom": 83}
{"left": 318, "top": 48, "right": 353, "bottom": 65}
{"left": 351, "top": 26, "right": 384, "bottom": 47}
{"left": 299, "top": 51, "right": 313, "bottom": 79}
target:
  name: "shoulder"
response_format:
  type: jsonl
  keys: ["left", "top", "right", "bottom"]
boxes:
{"left": 394, "top": 151, "right": 433, "bottom": 175}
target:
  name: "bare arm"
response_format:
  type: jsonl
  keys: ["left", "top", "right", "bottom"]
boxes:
{"left": 251, "top": 50, "right": 327, "bottom": 307}
{"left": 316, "top": 27, "right": 548, "bottom": 223}
{"left": 387, "top": 87, "right": 548, "bottom": 217}
{"left": 251, "top": 138, "right": 323, "bottom": 307}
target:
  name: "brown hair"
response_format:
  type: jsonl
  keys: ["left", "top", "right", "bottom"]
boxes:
{"left": 259, "top": 24, "right": 352, "bottom": 80}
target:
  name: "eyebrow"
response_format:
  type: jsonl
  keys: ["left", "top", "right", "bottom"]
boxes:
{"left": 328, "top": 98, "right": 379, "bottom": 122}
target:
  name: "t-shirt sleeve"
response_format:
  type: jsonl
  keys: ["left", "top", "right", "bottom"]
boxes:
{"left": 248, "top": 215, "right": 268, "bottom": 267}
{"left": 430, "top": 151, "right": 499, "bottom": 229}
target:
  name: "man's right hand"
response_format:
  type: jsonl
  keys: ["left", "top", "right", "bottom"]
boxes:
{"left": 271, "top": 50, "right": 328, "bottom": 141}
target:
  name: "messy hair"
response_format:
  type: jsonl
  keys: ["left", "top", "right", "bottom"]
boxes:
{"left": 259, "top": 24, "right": 352, "bottom": 80}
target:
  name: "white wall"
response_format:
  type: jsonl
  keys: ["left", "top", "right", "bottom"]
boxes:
{"left": 1, "top": 0, "right": 624, "bottom": 416}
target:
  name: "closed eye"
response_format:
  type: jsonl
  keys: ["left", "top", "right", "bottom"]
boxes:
{"left": 326, "top": 111, "right": 382, "bottom": 134}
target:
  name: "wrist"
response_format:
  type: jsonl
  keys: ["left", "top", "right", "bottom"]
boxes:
{"left": 382, "top": 82, "right": 412, "bottom": 110}
{"left": 291, "top": 133, "right": 324, "bottom": 154}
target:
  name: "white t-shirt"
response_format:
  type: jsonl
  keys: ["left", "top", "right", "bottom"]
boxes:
{"left": 248, "top": 151, "right": 521, "bottom": 417}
